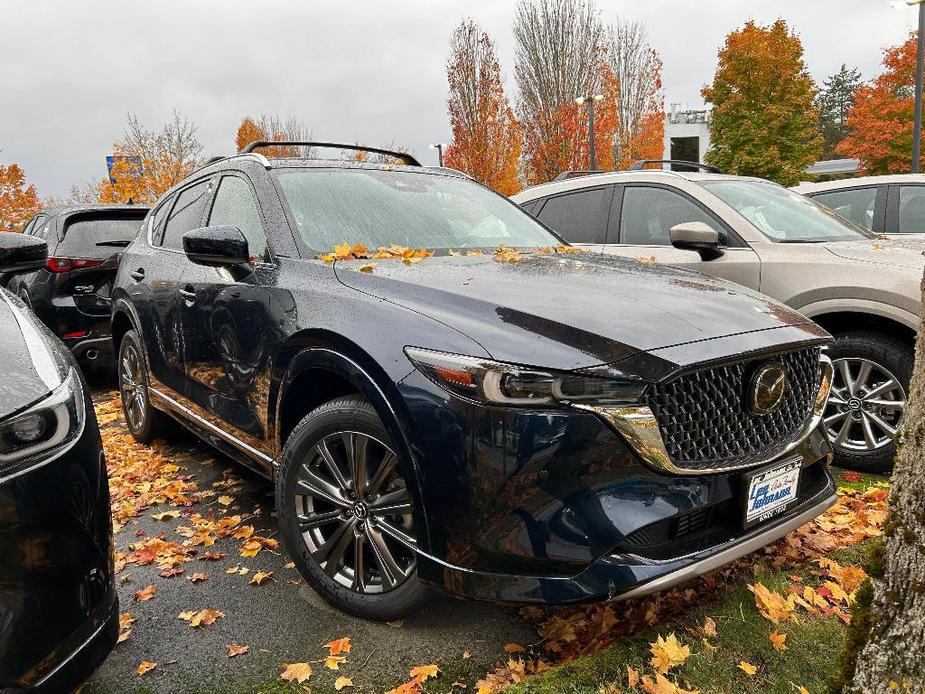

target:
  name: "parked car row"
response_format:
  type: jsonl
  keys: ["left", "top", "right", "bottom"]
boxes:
{"left": 513, "top": 164, "right": 922, "bottom": 472}
{"left": 0, "top": 143, "right": 904, "bottom": 689}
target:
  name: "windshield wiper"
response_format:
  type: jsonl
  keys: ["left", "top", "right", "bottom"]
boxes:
{"left": 95, "top": 240, "right": 131, "bottom": 247}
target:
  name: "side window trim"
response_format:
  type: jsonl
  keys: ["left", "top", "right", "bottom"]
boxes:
{"left": 157, "top": 176, "right": 214, "bottom": 251}
{"left": 206, "top": 172, "right": 273, "bottom": 264}
{"left": 605, "top": 184, "right": 624, "bottom": 244}
{"left": 872, "top": 186, "right": 888, "bottom": 234}
{"left": 615, "top": 183, "right": 743, "bottom": 248}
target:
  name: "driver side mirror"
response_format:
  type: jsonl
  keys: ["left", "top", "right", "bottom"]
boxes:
{"left": 0, "top": 233, "right": 47, "bottom": 274}
{"left": 183, "top": 226, "right": 249, "bottom": 267}
{"left": 669, "top": 222, "right": 724, "bottom": 261}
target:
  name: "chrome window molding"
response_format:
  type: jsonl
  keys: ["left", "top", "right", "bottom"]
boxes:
{"left": 579, "top": 355, "right": 834, "bottom": 475}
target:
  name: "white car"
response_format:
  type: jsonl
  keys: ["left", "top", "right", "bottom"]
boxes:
{"left": 794, "top": 174, "right": 925, "bottom": 238}
{"left": 512, "top": 164, "right": 923, "bottom": 472}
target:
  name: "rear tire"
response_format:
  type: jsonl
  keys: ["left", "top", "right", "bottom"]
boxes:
{"left": 824, "top": 331, "right": 912, "bottom": 472}
{"left": 117, "top": 329, "right": 169, "bottom": 443}
{"left": 276, "top": 396, "right": 426, "bottom": 620}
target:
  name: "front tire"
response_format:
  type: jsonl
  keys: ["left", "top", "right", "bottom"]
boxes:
{"left": 824, "top": 331, "right": 912, "bottom": 472}
{"left": 117, "top": 329, "right": 169, "bottom": 443}
{"left": 276, "top": 396, "right": 426, "bottom": 620}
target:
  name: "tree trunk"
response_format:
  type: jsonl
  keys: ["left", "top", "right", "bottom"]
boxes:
{"left": 848, "top": 273, "right": 925, "bottom": 693}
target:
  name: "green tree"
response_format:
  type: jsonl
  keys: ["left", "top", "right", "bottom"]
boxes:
{"left": 818, "top": 64, "right": 863, "bottom": 159}
{"left": 702, "top": 19, "right": 822, "bottom": 186}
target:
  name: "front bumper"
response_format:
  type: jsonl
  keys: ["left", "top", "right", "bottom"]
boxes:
{"left": 398, "top": 367, "right": 835, "bottom": 605}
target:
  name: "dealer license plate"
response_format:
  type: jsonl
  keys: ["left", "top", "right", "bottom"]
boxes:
{"left": 743, "top": 458, "right": 801, "bottom": 529}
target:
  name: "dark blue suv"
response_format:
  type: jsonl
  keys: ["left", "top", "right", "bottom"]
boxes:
{"left": 110, "top": 142, "right": 836, "bottom": 620}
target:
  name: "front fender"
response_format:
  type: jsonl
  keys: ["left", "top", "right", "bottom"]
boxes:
{"left": 797, "top": 298, "right": 919, "bottom": 332}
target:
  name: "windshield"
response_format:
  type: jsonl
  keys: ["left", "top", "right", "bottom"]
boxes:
{"left": 700, "top": 180, "right": 873, "bottom": 242}
{"left": 275, "top": 168, "right": 560, "bottom": 252}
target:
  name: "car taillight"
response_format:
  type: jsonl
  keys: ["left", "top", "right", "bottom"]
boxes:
{"left": 46, "top": 257, "right": 103, "bottom": 273}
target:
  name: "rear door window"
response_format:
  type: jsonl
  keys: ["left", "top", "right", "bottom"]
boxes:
{"left": 535, "top": 187, "right": 612, "bottom": 243}
{"left": 160, "top": 179, "right": 212, "bottom": 250}
{"left": 58, "top": 213, "right": 148, "bottom": 258}
{"left": 898, "top": 185, "right": 925, "bottom": 234}
{"left": 812, "top": 187, "right": 877, "bottom": 231}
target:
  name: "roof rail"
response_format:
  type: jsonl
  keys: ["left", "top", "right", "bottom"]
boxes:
{"left": 627, "top": 160, "right": 721, "bottom": 173}
{"left": 239, "top": 141, "right": 422, "bottom": 167}
{"left": 552, "top": 170, "right": 612, "bottom": 182}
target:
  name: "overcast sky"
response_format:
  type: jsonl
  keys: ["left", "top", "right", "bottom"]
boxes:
{"left": 0, "top": 0, "right": 915, "bottom": 198}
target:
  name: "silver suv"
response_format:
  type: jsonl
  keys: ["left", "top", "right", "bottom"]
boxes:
{"left": 512, "top": 167, "right": 922, "bottom": 472}
{"left": 794, "top": 174, "right": 925, "bottom": 238}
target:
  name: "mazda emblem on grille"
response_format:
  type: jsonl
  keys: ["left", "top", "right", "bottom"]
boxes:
{"left": 749, "top": 362, "right": 789, "bottom": 416}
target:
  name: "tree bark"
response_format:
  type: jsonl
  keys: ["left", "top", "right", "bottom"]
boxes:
{"left": 848, "top": 272, "right": 925, "bottom": 693}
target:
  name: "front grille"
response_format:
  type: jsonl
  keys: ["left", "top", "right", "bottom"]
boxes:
{"left": 642, "top": 347, "right": 821, "bottom": 471}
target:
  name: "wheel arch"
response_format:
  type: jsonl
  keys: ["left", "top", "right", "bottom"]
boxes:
{"left": 807, "top": 309, "right": 916, "bottom": 346}
{"left": 270, "top": 330, "right": 430, "bottom": 549}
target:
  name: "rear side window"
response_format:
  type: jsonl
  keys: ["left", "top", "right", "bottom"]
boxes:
{"left": 536, "top": 187, "right": 611, "bottom": 243}
{"left": 149, "top": 198, "right": 172, "bottom": 242}
{"left": 58, "top": 213, "right": 148, "bottom": 258}
{"left": 620, "top": 186, "right": 723, "bottom": 246}
{"left": 208, "top": 176, "right": 268, "bottom": 261}
{"left": 161, "top": 180, "right": 211, "bottom": 249}
{"left": 812, "top": 187, "right": 877, "bottom": 231}
{"left": 898, "top": 186, "right": 925, "bottom": 234}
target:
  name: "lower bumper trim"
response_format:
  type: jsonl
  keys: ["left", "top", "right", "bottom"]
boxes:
{"left": 617, "top": 491, "right": 837, "bottom": 600}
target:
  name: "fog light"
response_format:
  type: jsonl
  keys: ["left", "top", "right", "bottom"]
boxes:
{"left": 9, "top": 414, "right": 48, "bottom": 443}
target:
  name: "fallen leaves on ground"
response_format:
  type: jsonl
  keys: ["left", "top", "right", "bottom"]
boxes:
{"left": 179, "top": 608, "right": 225, "bottom": 628}
{"left": 133, "top": 585, "right": 156, "bottom": 602}
{"left": 326, "top": 637, "right": 352, "bottom": 656}
{"left": 118, "top": 613, "right": 135, "bottom": 643}
{"left": 335, "top": 675, "right": 354, "bottom": 690}
{"left": 249, "top": 570, "right": 274, "bottom": 586}
{"left": 188, "top": 572, "right": 209, "bottom": 583}
{"left": 738, "top": 661, "right": 758, "bottom": 676}
{"left": 649, "top": 633, "right": 691, "bottom": 673}
{"left": 280, "top": 662, "right": 313, "bottom": 684}
{"left": 136, "top": 661, "right": 157, "bottom": 676}
{"left": 226, "top": 644, "right": 249, "bottom": 658}
{"left": 770, "top": 630, "right": 788, "bottom": 651}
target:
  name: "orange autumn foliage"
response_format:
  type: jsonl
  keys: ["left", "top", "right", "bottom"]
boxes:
{"left": 838, "top": 32, "right": 922, "bottom": 174}
{"left": 443, "top": 20, "right": 522, "bottom": 195}
{"left": 0, "top": 163, "right": 40, "bottom": 232}
{"left": 521, "top": 62, "right": 619, "bottom": 185}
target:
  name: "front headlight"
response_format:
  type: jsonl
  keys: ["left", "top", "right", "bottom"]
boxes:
{"left": 0, "top": 368, "right": 85, "bottom": 477}
{"left": 404, "top": 347, "right": 647, "bottom": 407}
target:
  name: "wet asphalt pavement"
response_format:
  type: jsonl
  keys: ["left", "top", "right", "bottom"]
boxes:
{"left": 83, "top": 396, "right": 534, "bottom": 694}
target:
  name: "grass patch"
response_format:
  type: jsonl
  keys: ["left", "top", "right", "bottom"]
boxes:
{"left": 506, "top": 542, "right": 878, "bottom": 694}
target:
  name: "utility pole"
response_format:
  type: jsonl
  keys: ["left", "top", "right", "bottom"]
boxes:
{"left": 575, "top": 94, "right": 605, "bottom": 170}
{"left": 913, "top": 0, "right": 925, "bottom": 172}
{"left": 429, "top": 143, "right": 447, "bottom": 167}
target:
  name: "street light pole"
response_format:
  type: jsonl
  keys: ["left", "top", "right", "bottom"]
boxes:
{"left": 429, "top": 143, "right": 447, "bottom": 167}
{"left": 575, "top": 94, "right": 605, "bottom": 170}
{"left": 913, "top": 0, "right": 925, "bottom": 172}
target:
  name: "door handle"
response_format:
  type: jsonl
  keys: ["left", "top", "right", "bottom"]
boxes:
{"left": 130, "top": 268, "right": 145, "bottom": 281}
{"left": 179, "top": 286, "right": 196, "bottom": 303}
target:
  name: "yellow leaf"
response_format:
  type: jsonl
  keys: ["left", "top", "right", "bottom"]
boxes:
{"left": 358, "top": 263, "right": 376, "bottom": 273}
{"left": 738, "top": 661, "right": 758, "bottom": 676}
{"left": 281, "top": 662, "right": 313, "bottom": 683}
{"left": 701, "top": 638, "right": 717, "bottom": 652}
{"left": 240, "top": 539, "right": 262, "bottom": 557}
{"left": 152, "top": 510, "right": 181, "bottom": 521}
{"left": 649, "top": 633, "right": 691, "bottom": 673}
{"left": 118, "top": 613, "right": 135, "bottom": 644}
{"left": 226, "top": 644, "right": 249, "bottom": 658}
{"left": 748, "top": 582, "right": 794, "bottom": 624}
{"left": 249, "top": 570, "right": 274, "bottom": 586}
{"left": 410, "top": 663, "right": 440, "bottom": 681}
{"left": 325, "top": 655, "right": 347, "bottom": 670}
{"left": 217, "top": 495, "right": 233, "bottom": 506}
{"left": 134, "top": 584, "right": 156, "bottom": 602}
{"left": 770, "top": 630, "right": 788, "bottom": 651}
{"left": 326, "top": 637, "right": 352, "bottom": 656}
{"left": 136, "top": 660, "right": 157, "bottom": 676}
{"left": 790, "top": 684, "right": 810, "bottom": 694}
{"left": 333, "top": 243, "right": 352, "bottom": 259}
{"left": 463, "top": 650, "right": 471, "bottom": 659}
{"left": 335, "top": 676, "right": 354, "bottom": 690}
{"left": 178, "top": 610, "right": 195, "bottom": 621}
{"left": 189, "top": 608, "right": 224, "bottom": 627}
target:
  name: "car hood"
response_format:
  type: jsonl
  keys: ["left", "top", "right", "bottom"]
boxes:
{"left": 333, "top": 253, "right": 817, "bottom": 370}
{"left": 823, "top": 239, "right": 925, "bottom": 270}
{"left": 0, "top": 290, "right": 56, "bottom": 418}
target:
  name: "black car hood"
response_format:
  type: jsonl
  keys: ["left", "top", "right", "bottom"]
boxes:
{"left": 0, "top": 291, "right": 55, "bottom": 417}
{"left": 333, "top": 253, "right": 816, "bottom": 370}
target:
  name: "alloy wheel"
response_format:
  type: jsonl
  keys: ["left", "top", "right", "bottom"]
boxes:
{"left": 119, "top": 342, "right": 147, "bottom": 432}
{"left": 823, "top": 357, "right": 905, "bottom": 453}
{"left": 293, "top": 431, "right": 416, "bottom": 594}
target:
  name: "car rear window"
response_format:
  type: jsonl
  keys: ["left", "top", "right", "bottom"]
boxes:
{"left": 59, "top": 212, "right": 148, "bottom": 257}
{"left": 275, "top": 168, "right": 559, "bottom": 252}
